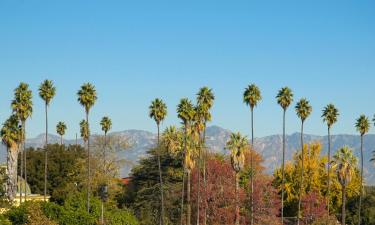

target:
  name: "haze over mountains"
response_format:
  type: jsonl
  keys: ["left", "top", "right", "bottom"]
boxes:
{"left": 1, "top": 126, "right": 374, "bottom": 185}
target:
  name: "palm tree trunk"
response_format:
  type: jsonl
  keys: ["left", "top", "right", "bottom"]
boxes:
{"left": 157, "top": 124, "right": 165, "bottom": 225}
{"left": 19, "top": 143, "right": 23, "bottom": 203}
{"left": 44, "top": 103, "right": 48, "bottom": 201}
{"left": 7, "top": 146, "right": 18, "bottom": 202}
{"left": 342, "top": 185, "right": 346, "bottom": 225}
{"left": 102, "top": 131, "right": 107, "bottom": 225}
{"left": 23, "top": 121, "right": 27, "bottom": 202}
{"left": 104, "top": 132, "right": 107, "bottom": 175}
{"left": 358, "top": 135, "right": 363, "bottom": 225}
{"left": 87, "top": 112, "right": 91, "bottom": 213}
{"left": 235, "top": 172, "right": 240, "bottom": 225}
{"left": 281, "top": 109, "right": 286, "bottom": 225}
{"left": 196, "top": 142, "right": 201, "bottom": 225}
{"left": 327, "top": 127, "right": 331, "bottom": 217}
{"left": 297, "top": 121, "right": 304, "bottom": 225}
{"left": 250, "top": 107, "right": 254, "bottom": 225}
{"left": 203, "top": 124, "right": 207, "bottom": 225}
{"left": 180, "top": 124, "right": 187, "bottom": 225}
{"left": 187, "top": 170, "right": 191, "bottom": 225}
{"left": 60, "top": 135, "right": 63, "bottom": 145}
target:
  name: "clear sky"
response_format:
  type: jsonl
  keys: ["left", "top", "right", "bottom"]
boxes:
{"left": 0, "top": 0, "right": 374, "bottom": 139}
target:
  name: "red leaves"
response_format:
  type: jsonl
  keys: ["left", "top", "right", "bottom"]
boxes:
{"left": 190, "top": 156, "right": 280, "bottom": 225}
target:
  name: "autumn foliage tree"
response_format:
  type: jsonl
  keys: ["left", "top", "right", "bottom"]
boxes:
{"left": 191, "top": 150, "right": 280, "bottom": 225}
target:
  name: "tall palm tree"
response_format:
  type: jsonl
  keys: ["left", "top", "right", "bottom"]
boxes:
{"left": 193, "top": 104, "right": 205, "bottom": 225}
{"left": 332, "top": 146, "right": 357, "bottom": 225}
{"left": 100, "top": 116, "right": 112, "bottom": 174}
{"left": 11, "top": 82, "right": 33, "bottom": 202}
{"left": 177, "top": 98, "right": 195, "bottom": 225}
{"left": 100, "top": 116, "right": 111, "bottom": 225}
{"left": 355, "top": 114, "right": 370, "bottom": 225}
{"left": 196, "top": 87, "right": 214, "bottom": 225}
{"left": 56, "top": 122, "right": 67, "bottom": 145}
{"left": 1, "top": 114, "right": 22, "bottom": 202}
{"left": 322, "top": 104, "right": 339, "bottom": 216}
{"left": 243, "top": 83, "right": 261, "bottom": 225}
{"left": 276, "top": 86, "right": 293, "bottom": 224}
{"left": 39, "top": 79, "right": 56, "bottom": 201}
{"left": 295, "top": 98, "right": 312, "bottom": 225}
{"left": 226, "top": 132, "right": 247, "bottom": 225}
{"left": 77, "top": 83, "right": 97, "bottom": 213}
{"left": 149, "top": 98, "right": 167, "bottom": 225}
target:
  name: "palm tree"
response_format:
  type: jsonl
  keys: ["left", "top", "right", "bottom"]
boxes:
{"left": 56, "top": 122, "right": 67, "bottom": 145}
{"left": 100, "top": 116, "right": 111, "bottom": 225}
{"left": 100, "top": 116, "right": 112, "bottom": 174}
{"left": 332, "top": 146, "right": 357, "bottom": 225}
{"left": 162, "top": 126, "right": 182, "bottom": 156}
{"left": 226, "top": 132, "right": 247, "bottom": 225}
{"left": 1, "top": 114, "right": 22, "bottom": 202}
{"left": 295, "top": 98, "right": 312, "bottom": 224}
{"left": 149, "top": 98, "right": 167, "bottom": 225}
{"left": 276, "top": 86, "right": 293, "bottom": 224}
{"left": 355, "top": 114, "right": 370, "bottom": 225}
{"left": 38, "top": 79, "right": 56, "bottom": 201}
{"left": 11, "top": 82, "right": 33, "bottom": 203}
{"left": 80, "top": 120, "right": 89, "bottom": 146}
{"left": 193, "top": 104, "right": 205, "bottom": 225}
{"left": 77, "top": 83, "right": 97, "bottom": 213}
{"left": 243, "top": 83, "right": 261, "bottom": 225}
{"left": 177, "top": 98, "right": 195, "bottom": 225}
{"left": 196, "top": 87, "right": 214, "bottom": 225}
{"left": 322, "top": 104, "right": 339, "bottom": 216}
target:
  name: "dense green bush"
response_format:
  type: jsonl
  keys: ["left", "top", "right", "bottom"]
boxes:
{"left": 5, "top": 201, "right": 56, "bottom": 225}
{"left": 105, "top": 208, "right": 139, "bottom": 225}
{"left": 0, "top": 214, "right": 11, "bottom": 225}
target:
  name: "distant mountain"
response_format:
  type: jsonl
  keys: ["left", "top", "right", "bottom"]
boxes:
{"left": 1, "top": 126, "right": 374, "bottom": 185}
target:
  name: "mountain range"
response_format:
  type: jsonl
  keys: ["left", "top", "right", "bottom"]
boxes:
{"left": 1, "top": 125, "right": 374, "bottom": 185}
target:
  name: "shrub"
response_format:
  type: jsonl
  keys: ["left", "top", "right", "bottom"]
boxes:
{"left": 5, "top": 201, "right": 57, "bottom": 225}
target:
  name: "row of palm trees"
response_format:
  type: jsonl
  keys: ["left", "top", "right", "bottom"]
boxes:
{"left": 0, "top": 81, "right": 114, "bottom": 217}
{"left": 148, "top": 87, "right": 215, "bottom": 225}
{"left": 148, "top": 84, "right": 373, "bottom": 225}
{"left": 1, "top": 80, "right": 374, "bottom": 225}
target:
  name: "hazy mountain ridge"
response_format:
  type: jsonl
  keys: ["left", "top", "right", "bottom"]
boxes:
{"left": 1, "top": 126, "right": 374, "bottom": 185}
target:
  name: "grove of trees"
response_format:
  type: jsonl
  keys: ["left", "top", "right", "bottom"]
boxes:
{"left": 0, "top": 81, "right": 375, "bottom": 225}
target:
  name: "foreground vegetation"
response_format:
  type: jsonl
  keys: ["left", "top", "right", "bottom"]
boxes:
{"left": 0, "top": 80, "right": 375, "bottom": 224}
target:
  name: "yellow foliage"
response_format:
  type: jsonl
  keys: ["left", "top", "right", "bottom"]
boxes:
{"left": 273, "top": 142, "right": 361, "bottom": 212}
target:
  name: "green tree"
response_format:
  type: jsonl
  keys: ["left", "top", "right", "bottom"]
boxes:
{"left": 226, "top": 132, "right": 247, "bottom": 225}
{"left": 322, "top": 103, "right": 339, "bottom": 216}
{"left": 243, "top": 83, "right": 262, "bottom": 225}
{"left": 56, "top": 122, "right": 67, "bottom": 145}
{"left": 77, "top": 83, "right": 97, "bottom": 212}
{"left": 1, "top": 114, "right": 22, "bottom": 202}
{"left": 149, "top": 98, "right": 167, "bottom": 225}
{"left": 39, "top": 79, "right": 56, "bottom": 201}
{"left": 332, "top": 146, "right": 358, "bottom": 225}
{"left": 11, "top": 82, "right": 33, "bottom": 203}
{"left": 276, "top": 86, "right": 293, "bottom": 224}
{"left": 355, "top": 114, "right": 370, "bottom": 225}
{"left": 177, "top": 98, "right": 195, "bottom": 225}
{"left": 295, "top": 98, "right": 312, "bottom": 224}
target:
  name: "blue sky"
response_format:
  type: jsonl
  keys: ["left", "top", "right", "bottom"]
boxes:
{"left": 0, "top": 0, "right": 374, "bottom": 139}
